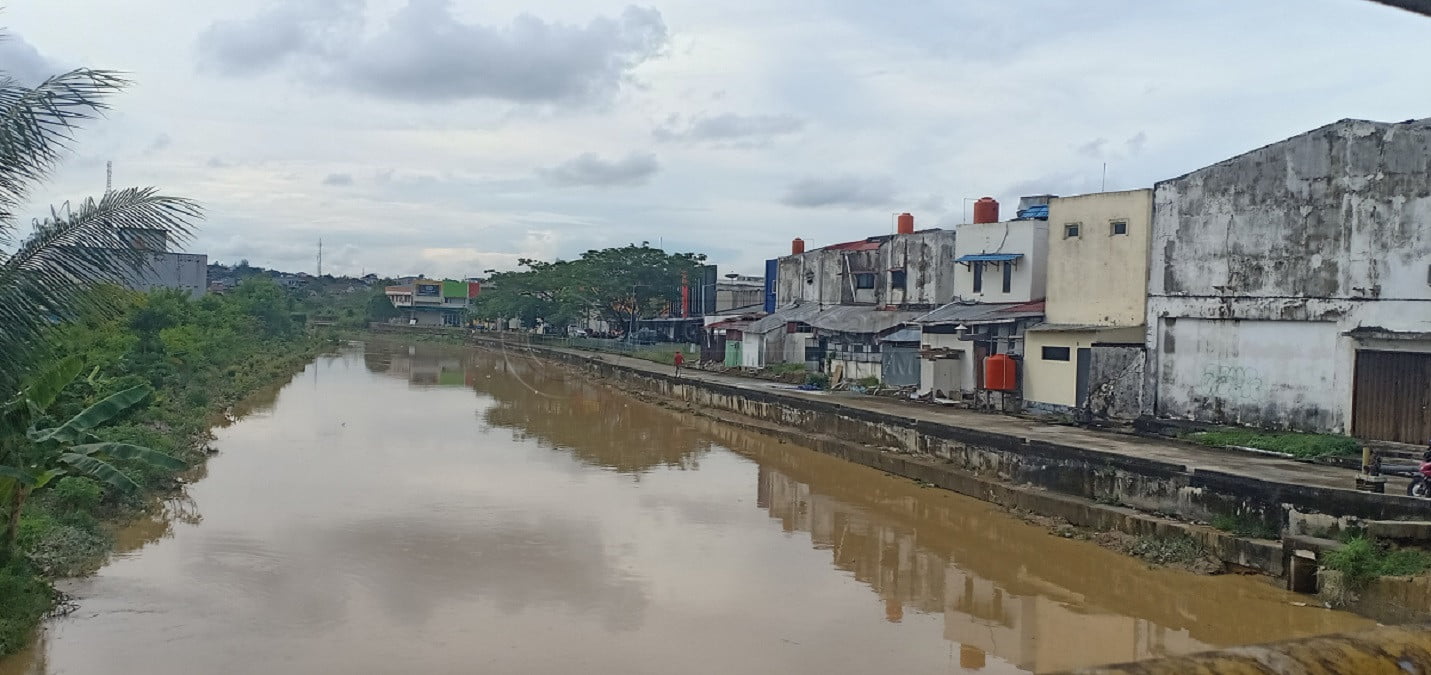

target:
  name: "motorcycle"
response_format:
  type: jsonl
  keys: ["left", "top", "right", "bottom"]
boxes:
{"left": 1403, "top": 448, "right": 1431, "bottom": 498}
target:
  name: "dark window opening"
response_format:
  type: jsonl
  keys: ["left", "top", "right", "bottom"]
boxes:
{"left": 1111, "top": 220, "right": 1128, "bottom": 236}
{"left": 1063, "top": 223, "right": 1080, "bottom": 239}
{"left": 1041, "top": 346, "right": 1071, "bottom": 361}
{"left": 855, "top": 273, "right": 876, "bottom": 289}
{"left": 890, "top": 269, "right": 907, "bottom": 289}
{"left": 972, "top": 263, "right": 983, "bottom": 293}
{"left": 1001, "top": 262, "right": 1012, "bottom": 293}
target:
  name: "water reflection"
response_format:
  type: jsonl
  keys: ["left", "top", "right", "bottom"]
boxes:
{"left": 0, "top": 343, "right": 1370, "bottom": 675}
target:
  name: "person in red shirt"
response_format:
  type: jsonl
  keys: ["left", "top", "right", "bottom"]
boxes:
{"left": 673, "top": 350, "right": 685, "bottom": 377}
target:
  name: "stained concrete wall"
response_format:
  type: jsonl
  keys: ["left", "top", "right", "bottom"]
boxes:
{"left": 1147, "top": 118, "right": 1431, "bottom": 432}
{"left": 1088, "top": 345, "right": 1149, "bottom": 420}
{"left": 776, "top": 230, "right": 958, "bottom": 309}
{"left": 1045, "top": 190, "right": 1152, "bottom": 326}
{"left": 952, "top": 220, "right": 1048, "bottom": 303}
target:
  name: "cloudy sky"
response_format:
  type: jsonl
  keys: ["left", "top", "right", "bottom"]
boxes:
{"left": 4, "top": 1, "right": 1428, "bottom": 278}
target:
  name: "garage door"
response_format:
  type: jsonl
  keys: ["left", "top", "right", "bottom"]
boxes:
{"left": 1352, "top": 350, "right": 1431, "bottom": 444}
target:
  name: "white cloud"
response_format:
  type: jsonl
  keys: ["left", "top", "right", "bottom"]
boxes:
{"left": 539, "top": 152, "right": 659, "bottom": 188}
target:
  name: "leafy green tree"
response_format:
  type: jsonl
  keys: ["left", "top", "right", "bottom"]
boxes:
{"left": 0, "top": 358, "right": 184, "bottom": 559}
{"left": 472, "top": 244, "right": 705, "bottom": 332}
{"left": 0, "top": 49, "right": 203, "bottom": 392}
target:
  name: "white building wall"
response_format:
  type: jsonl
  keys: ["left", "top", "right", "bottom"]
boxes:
{"left": 1147, "top": 118, "right": 1431, "bottom": 432}
{"left": 951, "top": 221, "right": 1048, "bottom": 303}
{"left": 741, "top": 332, "right": 764, "bottom": 369}
{"left": 123, "top": 252, "right": 208, "bottom": 299}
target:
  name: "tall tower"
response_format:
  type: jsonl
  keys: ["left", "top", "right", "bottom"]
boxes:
{"left": 317, "top": 238, "right": 324, "bottom": 276}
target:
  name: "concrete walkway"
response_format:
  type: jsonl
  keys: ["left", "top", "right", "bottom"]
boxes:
{"left": 534, "top": 344, "right": 1414, "bottom": 496}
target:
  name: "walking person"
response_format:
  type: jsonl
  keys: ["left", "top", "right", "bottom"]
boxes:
{"left": 673, "top": 350, "right": 685, "bottom": 378}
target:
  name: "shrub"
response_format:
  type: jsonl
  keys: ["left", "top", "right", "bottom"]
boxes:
{"left": 1210, "top": 513, "right": 1280, "bottom": 539}
{"left": 1322, "top": 536, "right": 1431, "bottom": 590}
{"left": 49, "top": 477, "right": 103, "bottom": 512}
{"left": 0, "top": 560, "right": 52, "bottom": 656}
{"left": 805, "top": 372, "right": 830, "bottom": 389}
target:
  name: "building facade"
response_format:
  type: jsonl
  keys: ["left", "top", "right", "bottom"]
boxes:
{"left": 1024, "top": 189, "right": 1153, "bottom": 419}
{"left": 1146, "top": 118, "right": 1431, "bottom": 443}
{"left": 114, "top": 228, "right": 207, "bottom": 298}
{"left": 386, "top": 279, "right": 480, "bottom": 326}
{"left": 915, "top": 207, "right": 1050, "bottom": 398}
{"left": 756, "top": 219, "right": 959, "bottom": 381}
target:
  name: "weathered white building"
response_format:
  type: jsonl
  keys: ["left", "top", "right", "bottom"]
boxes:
{"left": 916, "top": 205, "right": 1051, "bottom": 397}
{"left": 756, "top": 216, "right": 959, "bottom": 382}
{"left": 114, "top": 228, "right": 207, "bottom": 298}
{"left": 1146, "top": 118, "right": 1431, "bottom": 443}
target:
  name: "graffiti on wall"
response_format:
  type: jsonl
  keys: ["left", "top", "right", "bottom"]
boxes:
{"left": 1197, "top": 364, "right": 1265, "bottom": 403}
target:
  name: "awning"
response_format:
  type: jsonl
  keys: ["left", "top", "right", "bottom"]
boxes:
{"left": 955, "top": 253, "right": 1024, "bottom": 263}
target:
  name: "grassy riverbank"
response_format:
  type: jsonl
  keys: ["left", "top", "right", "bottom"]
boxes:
{"left": 0, "top": 281, "right": 325, "bottom": 657}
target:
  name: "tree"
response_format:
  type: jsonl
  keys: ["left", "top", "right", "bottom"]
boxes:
{"left": 0, "top": 357, "right": 184, "bottom": 559}
{"left": 471, "top": 244, "right": 706, "bottom": 333}
{"left": 0, "top": 52, "right": 203, "bottom": 392}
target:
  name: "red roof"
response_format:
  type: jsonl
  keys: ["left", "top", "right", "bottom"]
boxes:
{"left": 821, "top": 239, "right": 882, "bottom": 252}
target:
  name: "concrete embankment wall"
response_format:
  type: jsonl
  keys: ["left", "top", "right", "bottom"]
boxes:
{"left": 479, "top": 339, "right": 1429, "bottom": 580}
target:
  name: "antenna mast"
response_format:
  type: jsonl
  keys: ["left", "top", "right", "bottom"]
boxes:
{"left": 317, "top": 239, "right": 324, "bottom": 277}
{"left": 106, "top": 161, "right": 113, "bottom": 194}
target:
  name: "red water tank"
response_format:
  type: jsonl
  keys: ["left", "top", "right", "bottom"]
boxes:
{"left": 792, "top": 238, "right": 805, "bottom": 255}
{"left": 973, "top": 197, "right": 1000, "bottom": 224}
{"left": 897, "top": 212, "right": 915, "bottom": 234}
{"left": 983, "top": 354, "right": 1017, "bottom": 391}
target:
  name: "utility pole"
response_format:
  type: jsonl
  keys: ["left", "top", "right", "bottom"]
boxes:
{"left": 105, "top": 161, "right": 113, "bottom": 195}
{"left": 317, "top": 239, "right": 323, "bottom": 277}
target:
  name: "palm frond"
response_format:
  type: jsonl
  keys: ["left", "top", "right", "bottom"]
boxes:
{"left": 0, "top": 189, "right": 202, "bottom": 389}
{"left": 0, "top": 68, "right": 128, "bottom": 232}
{"left": 19, "top": 355, "right": 84, "bottom": 414}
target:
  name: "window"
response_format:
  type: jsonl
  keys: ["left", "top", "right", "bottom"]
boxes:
{"left": 854, "top": 273, "right": 876, "bottom": 289}
{"left": 1001, "top": 262, "right": 1013, "bottom": 293}
{"left": 1063, "top": 223, "right": 1081, "bottom": 239}
{"left": 1041, "top": 346, "right": 1071, "bottom": 361}
{"left": 890, "top": 269, "right": 907, "bottom": 289}
{"left": 1111, "top": 220, "right": 1128, "bottom": 236}
{"left": 972, "top": 263, "right": 983, "bottom": 292}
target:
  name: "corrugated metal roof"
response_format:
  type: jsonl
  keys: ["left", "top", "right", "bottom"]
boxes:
{"left": 955, "top": 253, "right": 1024, "bottom": 263}
{"left": 880, "top": 326, "right": 922, "bottom": 343}
{"left": 821, "top": 239, "right": 883, "bottom": 251}
{"left": 747, "top": 304, "right": 923, "bottom": 335}
{"left": 913, "top": 300, "right": 1045, "bottom": 326}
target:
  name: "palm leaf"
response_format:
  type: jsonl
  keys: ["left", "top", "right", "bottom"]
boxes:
{"left": 70, "top": 442, "right": 186, "bottom": 471}
{"left": 0, "top": 465, "right": 37, "bottom": 487}
{"left": 56, "top": 452, "right": 139, "bottom": 493}
{"left": 0, "top": 189, "right": 202, "bottom": 389}
{"left": 29, "top": 384, "right": 151, "bottom": 444}
{"left": 0, "top": 68, "right": 127, "bottom": 229}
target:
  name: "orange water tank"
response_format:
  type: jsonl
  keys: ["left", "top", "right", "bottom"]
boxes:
{"left": 973, "top": 197, "right": 1000, "bottom": 224}
{"left": 897, "top": 212, "right": 915, "bottom": 234}
{"left": 983, "top": 353, "right": 1017, "bottom": 391}
{"left": 792, "top": 238, "right": 805, "bottom": 255}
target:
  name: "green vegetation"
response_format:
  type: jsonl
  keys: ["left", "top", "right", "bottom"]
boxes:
{"left": 805, "top": 372, "right": 831, "bottom": 389}
{"left": 1322, "top": 536, "right": 1431, "bottom": 590}
{"left": 854, "top": 376, "right": 881, "bottom": 389}
{"left": 0, "top": 281, "right": 320, "bottom": 656}
{"left": 471, "top": 244, "right": 707, "bottom": 332}
{"left": 1186, "top": 429, "right": 1359, "bottom": 459}
{"left": 1210, "top": 512, "right": 1280, "bottom": 539}
{"left": 766, "top": 363, "right": 808, "bottom": 375}
{"left": 1127, "top": 534, "right": 1215, "bottom": 568}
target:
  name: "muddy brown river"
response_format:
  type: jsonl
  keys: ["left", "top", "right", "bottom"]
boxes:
{"left": 0, "top": 342, "right": 1370, "bottom": 674}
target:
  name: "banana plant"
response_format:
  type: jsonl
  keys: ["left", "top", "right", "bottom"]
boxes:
{"left": 1, "top": 357, "right": 185, "bottom": 558}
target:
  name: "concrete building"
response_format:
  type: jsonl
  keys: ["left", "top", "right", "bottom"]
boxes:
{"left": 1146, "top": 118, "right": 1431, "bottom": 443}
{"left": 915, "top": 203, "right": 1050, "bottom": 398}
{"left": 1024, "top": 190, "right": 1153, "bottom": 419}
{"left": 114, "top": 228, "right": 207, "bottom": 299}
{"left": 714, "top": 275, "right": 765, "bottom": 314}
{"left": 386, "top": 279, "right": 479, "bottom": 326}
{"left": 755, "top": 216, "right": 958, "bottom": 380}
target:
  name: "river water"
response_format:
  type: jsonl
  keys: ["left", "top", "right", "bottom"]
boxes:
{"left": 0, "top": 342, "right": 1370, "bottom": 674}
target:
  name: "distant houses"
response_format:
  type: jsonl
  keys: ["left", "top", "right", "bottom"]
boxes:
{"left": 385, "top": 279, "right": 480, "bottom": 326}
